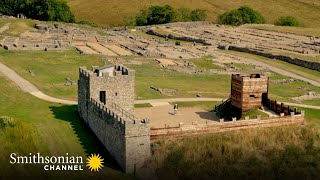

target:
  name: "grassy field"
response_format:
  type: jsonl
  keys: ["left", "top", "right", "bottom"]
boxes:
{"left": 0, "top": 19, "right": 36, "bottom": 37}
{"left": 128, "top": 61, "right": 231, "bottom": 99}
{"left": 0, "top": 48, "right": 318, "bottom": 102}
{"left": 66, "top": 0, "right": 320, "bottom": 27}
{"left": 248, "top": 24, "right": 320, "bottom": 37}
{"left": 0, "top": 74, "right": 131, "bottom": 178}
{"left": 0, "top": 49, "right": 105, "bottom": 100}
{"left": 151, "top": 107, "right": 320, "bottom": 179}
{"left": 220, "top": 50, "right": 320, "bottom": 84}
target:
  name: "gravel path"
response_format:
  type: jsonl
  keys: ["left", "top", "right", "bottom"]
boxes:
{"left": 0, "top": 62, "right": 77, "bottom": 105}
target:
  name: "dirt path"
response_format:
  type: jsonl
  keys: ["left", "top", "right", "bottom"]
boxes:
{"left": 0, "top": 62, "right": 77, "bottom": 105}
{"left": 0, "top": 23, "right": 10, "bottom": 33}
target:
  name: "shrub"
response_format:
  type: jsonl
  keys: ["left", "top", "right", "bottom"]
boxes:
{"left": 135, "top": 5, "right": 207, "bottom": 26}
{"left": 175, "top": 41, "right": 181, "bottom": 46}
{"left": 0, "top": 116, "right": 15, "bottom": 128}
{"left": 177, "top": 8, "right": 192, "bottom": 22}
{"left": 275, "top": 16, "right": 300, "bottom": 26}
{"left": 190, "top": 9, "right": 207, "bottom": 21}
{"left": 218, "top": 6, "right": 265, "bottom": 26}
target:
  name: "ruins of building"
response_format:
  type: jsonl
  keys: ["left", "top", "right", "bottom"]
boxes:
{"left": 78, "top": 65, "right": 150, "bottom": 173}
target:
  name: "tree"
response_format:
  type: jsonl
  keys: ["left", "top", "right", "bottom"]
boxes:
{"left": 135, "top": 9, "right": 148, "bottom": 26}
{"left": 0, "top": 0, "right": 27, "bottom": 16}
{"left": 218, "top": 6, "right": 265, "bottom": 26}
{"left": 146, "top": 5, "right": 177, "bottom": 25}
{"left": 27, "top": 0, "right": 75, "bottom": 22}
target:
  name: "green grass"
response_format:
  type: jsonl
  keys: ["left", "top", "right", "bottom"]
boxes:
{"left": 301, "top": 99, "right": 320, "bottom": 106}
{"left": 249, "top": 25, "right": 320, "bottom": 37}
{"left": 268, "top": 50, "right": 320, "bottom": 62}
{"left": 0, "top": 49, "right": 106, "bottom": 100}
{"left": 169, "top": 101, "right": 219, "bottom": 111}
{"left": 134, "top": 103, "right": 153, "bottom": 108}
{"left": 132, "top": 30, "right": 192, "bottom": 45}
{"left": 67, "top": 0, "right": 320, "bottom": 27}
{"left": 0, "top": 74, "right": 132, "bottom": 178}
{"left": 188, "top": 57, "right": 224, "bottom": 70}
{"left": 221, "top": 50, "right": 320, "bottom": 84}
{"left": 0, "top": 19, "right": 36, "bottom": 37}
{"left": 151, "top": 107, "right": 320, "bottom": 179}
{"left": 240, "top": 109, "right": 269, "bottom": 120}
{"left": 269, "top": 81, "right": 320, "bottom": 98}
{"left": 128, "top": 62, "right": 231, "bottom": 99}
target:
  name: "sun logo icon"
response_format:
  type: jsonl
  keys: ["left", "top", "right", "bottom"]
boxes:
{"left": 86, "top": 154, "right": 104, "bottom": 172}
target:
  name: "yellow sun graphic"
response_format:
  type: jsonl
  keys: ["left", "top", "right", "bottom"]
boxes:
{"left": 86, "top": 154, "right": 104, "bottom": 172}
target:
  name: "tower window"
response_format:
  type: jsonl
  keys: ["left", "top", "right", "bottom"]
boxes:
{"left": 100, "top": 91, "right": 106, "bottom": 104}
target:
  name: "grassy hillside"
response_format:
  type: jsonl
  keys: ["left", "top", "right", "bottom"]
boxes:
{"left": 67, "top": 0, "right": 320, "bottom": 27}
{"left": 0, "top": 74, "right": 132, "bottom": 178}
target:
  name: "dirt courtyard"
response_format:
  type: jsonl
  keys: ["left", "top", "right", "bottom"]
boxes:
{"left": 134, "top": 105, "right": 220, "bottom": 128}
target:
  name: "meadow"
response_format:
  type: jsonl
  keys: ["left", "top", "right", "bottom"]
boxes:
{"left": 0, "top": 74, "right": 132, "bottom": 178}
{"left": 66, "top": 0, "right": 320, "bottom": 27}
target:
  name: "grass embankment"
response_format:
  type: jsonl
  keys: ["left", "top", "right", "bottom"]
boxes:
{"left": 151, "top": 108, "right": 320, "bottom": 179}
{"left": 67, "top": 0, "right": 320, "bottom": 27}
{"left": 0, "top": 49, "right": 105, "bottom": 100}
{"left": 0, "top": 74, "right": 131, "bottom": 178}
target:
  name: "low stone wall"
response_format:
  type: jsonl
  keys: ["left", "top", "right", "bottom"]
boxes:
{"left": 218, "top": 45, "right": 320, "bottom": 71}
{"left": 146, "top": 29, "right": 211, "bottom": 45}
{"left": 150, "top": 112, "right": 304, "bottom": 140}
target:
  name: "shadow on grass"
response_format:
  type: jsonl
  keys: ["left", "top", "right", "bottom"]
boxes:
{"left": 49, "top": 105, "right": 122, "bottom": 171}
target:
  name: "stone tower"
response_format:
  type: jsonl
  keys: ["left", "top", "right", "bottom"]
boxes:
{"left": 78, "top": 64, "right": 135, "bottom": 120}
{"left": 78, "top": 65, "right": 150, "bottom": 173}
{"left": 231, "top": 74, "right": 269, "bottom": 113}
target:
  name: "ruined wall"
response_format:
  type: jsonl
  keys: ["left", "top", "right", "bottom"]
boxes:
{"left": 151, "top": 111, "right": 304, "bottom": 140}
{"left": 219, "top": 45, "right": 320, "bottom": 72}
{"left": 146, "top": 29, "right": 211, "bottom": 45}
{"left": 78, "top": 66, "right": 150, "bottom": 173}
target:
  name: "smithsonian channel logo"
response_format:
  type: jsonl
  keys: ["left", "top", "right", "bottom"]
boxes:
{"left": 9, "top": 153, "right": 104, "bottom": 172}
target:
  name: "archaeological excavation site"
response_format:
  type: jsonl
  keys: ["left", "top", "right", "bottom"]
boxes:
{"left": 1, "top": 6, "right": 320, "bottom": 178}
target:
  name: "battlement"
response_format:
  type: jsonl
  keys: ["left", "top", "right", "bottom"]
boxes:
{"left": 89, "top": 98, "right": 149, "bottom": 126}
{"left": 151, "top": 110, "right": 304, "bottom": 140}
{"left": 232, "top": 73, "right": 268, "bottom": 80}
{"left": 79, "top": 67, "right": 91, "bottom": 77}
{"left": 80, "top": 64, "right": 134, "bottom": 78}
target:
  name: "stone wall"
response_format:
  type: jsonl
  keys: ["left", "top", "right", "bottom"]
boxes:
{"left": 78, "top": 65, "right": 151, "bottom": 173}
{"left": 146, "top": 29, "right": 211, "bottom": 45}
{"left": 151, "top": 111, "right": 304, "bottom": 140}
{"left": 219, "top": 45, "right": 320, "bottom": 72}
